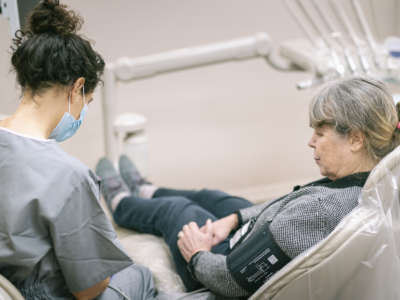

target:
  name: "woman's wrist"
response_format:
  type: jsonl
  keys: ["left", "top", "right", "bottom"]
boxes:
{"left": 228, "top": 213, "right": 239, "bottom": 230}
{"left": 187, "top": 251, "right": 204, "bottom": 281}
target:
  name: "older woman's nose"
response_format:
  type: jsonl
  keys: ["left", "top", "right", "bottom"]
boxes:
{"left": 308, "top": 135, "right": 316, "bottom": 148}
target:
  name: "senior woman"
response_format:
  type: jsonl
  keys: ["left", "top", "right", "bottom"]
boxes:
{"left": 96, "top": 76, "right": 400, "bottom": 298}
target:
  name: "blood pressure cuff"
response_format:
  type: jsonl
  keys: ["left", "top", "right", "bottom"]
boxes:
{"left": 226, "top": 222, "right": 291, "bottom": 293}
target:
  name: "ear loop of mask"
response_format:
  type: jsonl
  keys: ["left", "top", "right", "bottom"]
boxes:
{"left": 83, "top": 85, "right": 86, "bottom": 104}
{"left": 68, "top": 92, "right": 71, "bottom": 113}
{"left": 67, "top": 84, "right": 86, "bottom": 114}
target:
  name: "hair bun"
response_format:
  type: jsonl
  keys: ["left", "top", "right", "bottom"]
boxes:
{"left": 27, "top": 0, "right": 83, "bottom": 35}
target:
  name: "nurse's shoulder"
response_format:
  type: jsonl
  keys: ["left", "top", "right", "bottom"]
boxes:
{"left": 25, "top": 140, "right": 102, "bottom": 220}
{"left": 47, "top": 143, "right": 100, "bottom": 196}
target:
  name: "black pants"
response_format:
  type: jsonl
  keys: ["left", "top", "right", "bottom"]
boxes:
{"left": 113, "top": 188, "right": 253, "bottom": 291}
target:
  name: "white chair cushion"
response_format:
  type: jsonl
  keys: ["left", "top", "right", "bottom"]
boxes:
{"left": 0, "top": 274, "right": 24, "bottom": 300}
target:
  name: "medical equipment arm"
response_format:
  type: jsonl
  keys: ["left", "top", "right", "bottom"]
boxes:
{"left": 111, "top": 33, "right": 272, "bottom": 81}
{"left": 102, "top": 33, "right": 298, "bottom": 161}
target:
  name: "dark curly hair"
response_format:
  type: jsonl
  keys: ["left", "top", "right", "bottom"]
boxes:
{"left": 11, "top": 0, "right": 105, "bottom": 94}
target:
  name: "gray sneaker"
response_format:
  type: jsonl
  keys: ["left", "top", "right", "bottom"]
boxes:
{"left": 95, "top": 157, "right": 129, "bottom": 211}
{"left": 119, "top": 154, "right": 151, "bottom": 196}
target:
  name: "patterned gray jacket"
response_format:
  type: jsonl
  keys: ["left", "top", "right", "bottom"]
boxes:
{"left": 190, "top": 172, "right": 370, "bottom": 298}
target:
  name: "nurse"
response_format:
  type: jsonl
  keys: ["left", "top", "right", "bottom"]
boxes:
{"left": 0, "top": 1, "right": 161, "bottom": 299}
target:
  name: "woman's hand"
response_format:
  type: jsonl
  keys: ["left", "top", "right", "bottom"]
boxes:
{"left": 177, "top": 220, "right": 214, "bottom": 262}
{"left": 72, "top": 277, "right": 110, "bottom": 300}
{"left": 200, "top": 214, "right": 239, "bottom": 246}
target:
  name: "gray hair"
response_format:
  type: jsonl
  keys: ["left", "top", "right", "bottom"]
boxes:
{"left": 309, "top": 76, "right": 400, "bottom": 162}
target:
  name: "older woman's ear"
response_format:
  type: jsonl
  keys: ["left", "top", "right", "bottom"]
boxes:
{"left": 349, "top": 130, "right": 365, "bottom": 152}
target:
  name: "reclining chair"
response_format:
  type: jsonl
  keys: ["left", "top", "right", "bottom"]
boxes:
{"left": 2, "top": 146, "right": 400, "bottom": 299}
{"left": 0, "top": 274, "right": 23, "bottom": 300}
{"left": 250, "top": 145, "right": 400, "bottom": 299}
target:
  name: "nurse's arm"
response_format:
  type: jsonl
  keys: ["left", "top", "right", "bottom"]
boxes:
{"left": 72, "top": 277, "right": 110, "bottom": 300}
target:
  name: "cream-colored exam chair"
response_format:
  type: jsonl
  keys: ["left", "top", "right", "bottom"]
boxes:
{"left": 250, "top": 145, "right": 400, "bottom": 300}
{"left": 3, "top": 147, "right": 400, "bottom": 299}
{"left": 0, "top": 274, "right": 24, "bottom": 300}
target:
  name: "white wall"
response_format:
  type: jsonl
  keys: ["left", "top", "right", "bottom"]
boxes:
{"left": 0, "top": 0, "right": 398, "bottom": 192}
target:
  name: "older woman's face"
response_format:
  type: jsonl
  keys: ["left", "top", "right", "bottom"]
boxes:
{"left": 308, "top": 125, "right": 354, "bottom": 180}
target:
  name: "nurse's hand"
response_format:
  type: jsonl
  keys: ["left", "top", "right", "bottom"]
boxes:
{"left": 177, "top": 220, "right": 213, "bottom": 262}
{"left": 200, "top": 214, "right": 239, "bottom": 246}
{"left": 72, "top": 277, "right": 110, "bottom": 300}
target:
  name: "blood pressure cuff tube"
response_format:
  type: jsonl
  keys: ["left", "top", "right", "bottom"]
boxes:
{"left": 227, "top": 223, "right": 291, "bottom": 293}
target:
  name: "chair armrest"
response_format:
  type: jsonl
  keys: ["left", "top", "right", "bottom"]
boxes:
{"left": 0, "top": 274, "right": 24, "bottom": 300}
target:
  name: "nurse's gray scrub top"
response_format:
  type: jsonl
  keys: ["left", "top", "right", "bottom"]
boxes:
{"left": 0, "top": 128, "right": 133, "bottom": 299}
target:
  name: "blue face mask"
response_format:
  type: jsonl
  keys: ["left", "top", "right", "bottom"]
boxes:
{"left": 49, "top": 87, "right": 88, "bottom": 142}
